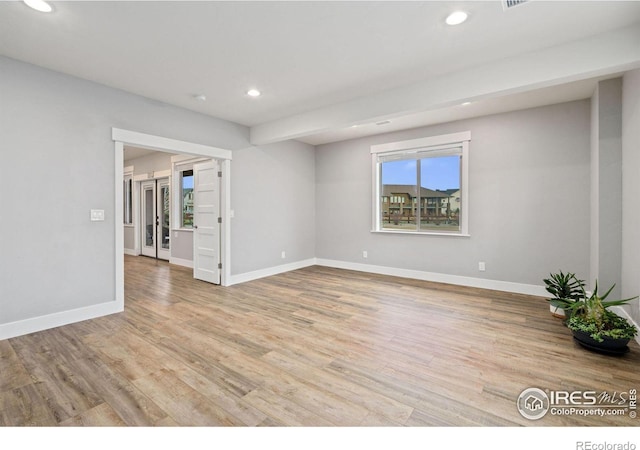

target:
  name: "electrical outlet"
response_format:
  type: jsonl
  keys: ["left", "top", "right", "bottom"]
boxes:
{"left": 479, "top": 261, "right": 486, "bottom": 272}
{"left": 281, "top": 251, "right": 286, "bottom": 259}
{"left": 362, "top": 250, "right": 368, "bottom": 258}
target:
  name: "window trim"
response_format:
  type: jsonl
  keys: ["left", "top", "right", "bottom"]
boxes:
{"left": 171, "top": 155, "right": 210, "bottom": 231}
{"left": 179, "top": 168, "right": 194, "bottom": 229}
{"left": 371, "top": 131, "right": 470, "bottom": 236}
{"left": 123, "top": 166, "right": 134, "bottom": 226}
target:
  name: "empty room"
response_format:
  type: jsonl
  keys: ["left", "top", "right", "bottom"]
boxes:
{"left": 1, "top": 0, "right": 640, "bottom": 446}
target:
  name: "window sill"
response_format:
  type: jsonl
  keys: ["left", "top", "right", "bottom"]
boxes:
{"left": 371, "top": 229, "right": 470, "bottom": 237}
{"left": 123, "top": 224, "right": 134, "bottom": 228}
{"left": 173, "top": 228, "right": 194, "bottom": 232}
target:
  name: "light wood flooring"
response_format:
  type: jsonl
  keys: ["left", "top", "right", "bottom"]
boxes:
{"left": 1, "top": 255, "right": 639, "bottom": 426}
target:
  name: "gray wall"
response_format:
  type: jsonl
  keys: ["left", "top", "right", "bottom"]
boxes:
{"left": 0, "top": 56, "right": 252, "bottom": 325}
{"left": 124, "top": 227, "right": 136, "bottom": 251}
{"left": 230, "top": 140, "right": 316, "bottom": 275}
{"left": 621, "top": 69, "right": 640, "bottom": 324}
{"left": 171, "top": 230, "right": 194, "bottom": 262}
{"left": 315, "top": 100, "right": 592, "bottom": 287}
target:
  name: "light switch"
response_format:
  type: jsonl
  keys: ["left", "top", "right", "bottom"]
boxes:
{"left": 91, "top": 209, "right": 105, "bottom": 221}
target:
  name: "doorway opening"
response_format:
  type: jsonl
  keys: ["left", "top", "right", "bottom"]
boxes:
{"left": 112, "top": 128, "right": 232, "bottom": 310}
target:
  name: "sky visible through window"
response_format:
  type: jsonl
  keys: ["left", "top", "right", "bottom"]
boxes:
{"left": 183, "top": 175, "right": 194, "bottom": 190}
{"left": 382, "top": 155, "right": 460, "bottom": 190}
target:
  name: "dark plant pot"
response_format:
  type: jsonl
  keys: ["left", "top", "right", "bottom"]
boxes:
{"left": 571, "top": 329, "right": 630, "bottom": 355}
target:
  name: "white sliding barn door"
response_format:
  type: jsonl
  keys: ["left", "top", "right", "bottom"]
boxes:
{"left": 193, "top": 160, "right": 221, "bottom": 284}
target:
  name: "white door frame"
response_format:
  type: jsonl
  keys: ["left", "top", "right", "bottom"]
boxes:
{"left": 112, "top": 128, "right": 232, "bottom": 310}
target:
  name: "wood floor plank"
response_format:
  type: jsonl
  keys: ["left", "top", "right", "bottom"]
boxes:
{"left": 82, "top": 329, "right": 184, "bottom": 382}
{"left": 59, "top": 402, "right": 127, "bottom": 426}
{"left": 2, "top": 255, "right": 639, "bottom": 426}
{"left": 261, "top": 350, "right": 414, "bottom": 425}
{"left": 220, "top": 352, "right": 371, "bottom": 425}
{"left": 171, "top": 364, "right": 268, "bottom": 426}
{"left": 0, "top": 384, "right": 59, "bottom": 426}
{"left": 131, "top": 368, "right": 245, "bottom": 426}
{"left": 9, "top": 340, "right": 103, "bottom": 423}
{"left": 242, "top": 388, "right": 333, "bottom": 426}
{"left": 0, "top": 340, "right": 32, "bottom": 392}
{"left": 63, "top": 355, "right": 169, "bottom": 426}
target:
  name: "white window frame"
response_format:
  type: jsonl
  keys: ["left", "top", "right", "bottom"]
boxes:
{"left": 171, "top": 155, "right": 210, "bottom": 231}
{"left": 123, "top": 165, "right": 134, "bottom": 226}
{"left": 371, "top": 131, "right": 470, "bottom": 236}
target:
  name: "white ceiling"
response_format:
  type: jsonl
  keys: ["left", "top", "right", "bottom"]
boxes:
{"left": 1, "top": 1, "right": 639, "bottom": 146}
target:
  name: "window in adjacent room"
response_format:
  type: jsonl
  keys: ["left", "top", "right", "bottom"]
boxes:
{"left": 123, "top": 168, "right": 133, "bottom": 225}
{"left": 371, "top": 131, "right": 470, "bottom": 235}
{"left": 180, "top": 169, "right": 194, "bottom": 228}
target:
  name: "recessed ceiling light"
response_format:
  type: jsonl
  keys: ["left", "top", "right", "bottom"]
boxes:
{"left": 445, "top": 11, "right": 468, "bottom": 26}
{"left": 194, "top": 94, "right": 207, "bottom": 102}
{"left": 376, "top": 120, "right": 391, "bottom": 126}
{"left": 461, "top": 101, "right": 471, "bottom": 106}
{"left": 23, "top": 0, "right": 52, "bottom": 13}
{"left": 247, "top": 89, "right": 261, "bottom": 97}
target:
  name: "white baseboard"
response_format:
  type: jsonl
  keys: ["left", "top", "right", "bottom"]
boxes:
{"left": 610, "top": 306, "right": 640, "bottom": 345}
{"left": 170, "top": 257, "right": 193, "bottom": 268}
{"left": 229, "top": 256, "right": 547, "bottom": 297}
{"left": 315, "top": 258, "right": 548, "bottom": 297}
{"left": 0, "top": 300, "right": 123, "bottom": 341}
{"left": 124, "top": 253, "right": 191, "bottom": 268}
{"left": 228, "top": 258, "right": 317, "bottom": 286}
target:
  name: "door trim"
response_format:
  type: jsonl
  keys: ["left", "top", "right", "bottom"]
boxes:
{"left": 112, "top": 128, "right": 233, "bottom": 301}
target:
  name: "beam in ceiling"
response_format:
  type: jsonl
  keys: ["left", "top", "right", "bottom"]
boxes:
{"left": 250, "top": 24, "right": 640, "bottom": 146}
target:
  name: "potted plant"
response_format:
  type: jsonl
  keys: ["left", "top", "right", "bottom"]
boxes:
{"left": 565, "top": 281, "right": 638, "bottom": 354}
{"left": 543, "top": 271, "right": 585, "bottom": 318}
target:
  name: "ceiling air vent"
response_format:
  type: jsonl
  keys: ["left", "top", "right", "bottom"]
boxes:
{"left": 502, "top": 0, "right": 530, "bottom": 10}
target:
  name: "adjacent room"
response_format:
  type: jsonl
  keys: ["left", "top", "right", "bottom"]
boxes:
{"left": 1, "top": 0, "right": 640, "bottom": 443}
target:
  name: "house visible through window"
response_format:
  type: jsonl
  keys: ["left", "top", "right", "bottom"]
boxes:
{"left": 181, "top": 169, "right": 194, "bottom": 228}
{"left": 371, "top": 131, "right": 470, "bottom": 235}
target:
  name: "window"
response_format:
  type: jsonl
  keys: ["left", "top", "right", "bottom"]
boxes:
{"left": 181, "top": 169, "right": 194, "bottom": 228}
{"left": 123, "top": 167, "right": 133, "bottom": 225}
{"left": 172, "top": 155, "right": 212, "bottom": 230}
{"left": 371, "top": 131, "right": 470, "bottom": 235}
